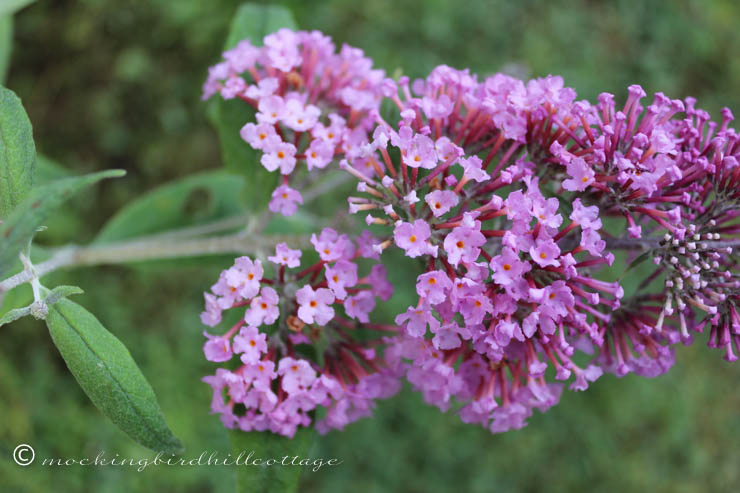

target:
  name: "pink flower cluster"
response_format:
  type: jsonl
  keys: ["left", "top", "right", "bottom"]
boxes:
{"left": 203, "top": 28, "right": 739, "bottom": 437}
{"left": 339, "top": 66, "right": 739, "bottom": 431}
{"left": 346, "top": 122, "right": 618, "bottom": 429}
{"left": 200, "top": 231, "right": 400, "bottom": 437}
{"left": 203, "top": 29, "right": 394, "bottom": 216}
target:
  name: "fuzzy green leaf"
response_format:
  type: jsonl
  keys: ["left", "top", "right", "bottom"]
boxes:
{"left": 43, "top": 285, "right": 84, "bottom": 305}
{"left": 0, "top": 304, "right": 30, "bottom": 326}
{"left": 0, "top": 85, "right": 36, "bottom": 218}
{"left": 46, "top": 298, "right": 183, "bottom": 454}
{"left": 95, "top": 171, "right": 246, "bottom": 244}
{"left": 229, "top": 427, "right": 315, "bottom": 493}
{"left": 0, "top": 169, "right": 125, "bottom": 277}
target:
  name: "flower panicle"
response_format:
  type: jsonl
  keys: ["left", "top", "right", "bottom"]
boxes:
{"left": 200, "top": 230, "right": 400, "bottom": 437}
{"left": 204, "top": 29, "right": 395, "bottom": 217}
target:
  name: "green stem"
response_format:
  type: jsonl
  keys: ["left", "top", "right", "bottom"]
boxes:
{"left": 0, "top": 232, "right": 309, "bottom": 294}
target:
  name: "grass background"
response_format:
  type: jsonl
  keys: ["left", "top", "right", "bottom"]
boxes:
{"left": 1, "top": 0, "right": 739, "bottom": 491}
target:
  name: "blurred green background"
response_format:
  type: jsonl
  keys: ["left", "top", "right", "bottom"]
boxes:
{"left": 2, "top": 0, "right": 739, "bottom": 491}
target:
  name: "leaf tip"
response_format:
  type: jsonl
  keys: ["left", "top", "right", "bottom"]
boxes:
{"left": 108, "top": 169, "right": 127, "bottom": 178}
{"left": 160, "top": 437, "right": 185, "bottom": 456}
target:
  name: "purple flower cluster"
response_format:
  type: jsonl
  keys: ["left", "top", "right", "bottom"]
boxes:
{"left": 203, "top": 29, "right": 394, "bottom": 216}
{"left": 200, "top": 231, "right": 400, "bottom": 437}
{"left": 338, "top": 65, "right": 739, "bottom": 431}
{"left": 346, "top": 119, "right": 618, "bottom": 429}
{"left": 202, "top": 29, "right": 740, "bottom": 437}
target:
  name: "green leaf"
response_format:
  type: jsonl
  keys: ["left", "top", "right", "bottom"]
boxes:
{"left": 0, "top": 85, "right": 36, "bottom": 218}
{"left": 45, "top": 298, "right": 183, "bottom": 454}
{"left": 0, "top": 0, "right": 36, "bottom": 16}
{"left": 35, "top": 154, "right": 73, "bottom": 185}
{"left": 32, "top": 155, "right": 85, "bottom": 244}
{"left": 210, "top": 3, "right": 297, "bottom": 211}
{"left": 229, "top": 427, "right": 315, "bottom": 493}
{"left": 224, "top": 3, "right": 297, "bottom": 50}
{"left": 43, "top": 285, "right": 84, "bottom": 305}
{"left": 211, "top": 98, "right": 279, "bottom": 212}
{"left": 619, "top": 249, "right": 653, "bottom": 281}
{"left": 0, "top": 169, "right": 125, "bottom": 277}
{"left": 95, "top": 171, "right": 246, "bottom": 244}
{"left": 0, "top": 304, "right": 30, "bottom": 326}
{"left": 0, "top": 16, "right": 11, "bottom": 84}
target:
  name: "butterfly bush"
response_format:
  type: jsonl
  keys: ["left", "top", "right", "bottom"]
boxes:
{"left": 202, "top": 29, "right": 740, "bottom": 436}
